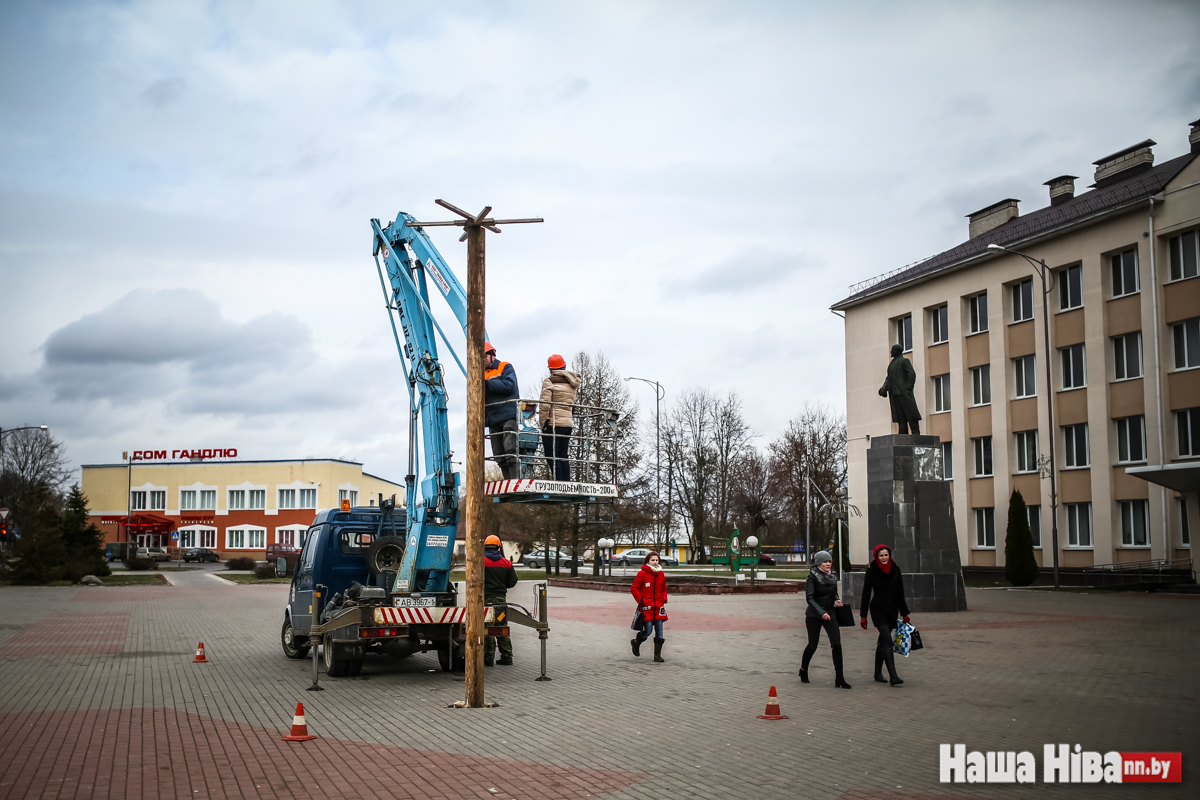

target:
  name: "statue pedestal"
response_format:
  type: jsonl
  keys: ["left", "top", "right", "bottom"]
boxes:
{"left": 843, "top": 434, "right": 967, "bottom": 613}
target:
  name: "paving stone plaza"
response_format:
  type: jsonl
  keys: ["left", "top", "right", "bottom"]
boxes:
{"left": 0, "top": 569, "right": 1196, "bottom": 799}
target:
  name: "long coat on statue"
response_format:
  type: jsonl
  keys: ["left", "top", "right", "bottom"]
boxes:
{"left": 880, "top": 353, "right": 921, "bottom": 424}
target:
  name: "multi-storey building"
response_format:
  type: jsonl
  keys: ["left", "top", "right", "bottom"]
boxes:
{"left": 82, "top": 456, "right": 404, "bottom": 556}
{"left": 833, "top": 120, "right": 1200, "bottom": 569}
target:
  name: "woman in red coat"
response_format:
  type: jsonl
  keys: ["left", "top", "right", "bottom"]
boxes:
{"left": 630, "top": 551, "right": 669, "bottom": 662}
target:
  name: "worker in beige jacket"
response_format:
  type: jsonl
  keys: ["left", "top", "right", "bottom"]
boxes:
{"left": 539, "top": 355, "right": 580, "bottom": 481}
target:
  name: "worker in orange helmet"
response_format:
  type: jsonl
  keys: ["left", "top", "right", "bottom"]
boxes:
{"left": 483, "top": 534, "right": 518, "bottom": 666}
{"left": 539, "top": 354, "right": 580, "bottom": 481}
{"left": 483, "top": 342, "right": 521, "bottom": 480}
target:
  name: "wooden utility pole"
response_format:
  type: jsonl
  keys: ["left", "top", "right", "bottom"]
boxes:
{"left": 411, "top": 199, "right": 542, "bottom": 708}
{"left": 463, "top": 221, "right": 486, "bottom": 707}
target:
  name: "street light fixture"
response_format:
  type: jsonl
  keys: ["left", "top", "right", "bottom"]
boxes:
{"left": 624, "top": 376, "right": 666, "bottom": 551}
{"left": 0, "top": 425, "right": 50, "bottom": 457}
{"left": 597, "top": 537, "right": 615, "bottom": 577}
{"left": 986, "top": 243, "right": 1060, "bottom": 589}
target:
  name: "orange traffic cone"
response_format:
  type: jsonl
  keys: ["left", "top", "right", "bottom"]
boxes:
{"left": 192, "top": 642, "right": 208, "bottom": 663}
{"left": 757, "top": 685, "right": 789, "bottom": 720}
{"left": 282, "top": 702, "right": 317, "bottom": 742}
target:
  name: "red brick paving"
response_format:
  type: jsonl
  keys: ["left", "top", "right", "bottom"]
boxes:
{"left": 0, "top": 612, "right": 129, "bottom": 657}
{"left": 0, "top": 708, "right": 643, "bottom": 800}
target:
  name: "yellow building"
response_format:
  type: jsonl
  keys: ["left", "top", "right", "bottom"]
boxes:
{"left": 833, "top": 120, "right": 1200, "bottom": 570}
{"left": 82, "top": 456, "right": 404, "bottom": 555}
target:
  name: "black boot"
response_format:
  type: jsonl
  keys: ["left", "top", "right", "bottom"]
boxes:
{"left": 874, "top": 643, "right": 887, "bottom": 682}
{"left": 653, "top": 638, "right": 665, "bottom": 663}
{"left": 799, "top": 643, "right": 816, "bottom": 683}
{"left": 883, "top": 643, "right": 903, "bottom": 686}
{"left": 832, "top": 646, "right": 851, "bottom": 689}
{"left": 631, "top": 637, "right": 642, "bottom": 657}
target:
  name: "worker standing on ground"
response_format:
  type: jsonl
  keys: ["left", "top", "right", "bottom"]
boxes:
{"left": 539, "top": 354, "right": 580, "bottom": 482}
{"left": 484, "top": 534, "right": 518, "bottom": 666}
{"left": 484, "top": 342, "right": 521, "bottom": 480}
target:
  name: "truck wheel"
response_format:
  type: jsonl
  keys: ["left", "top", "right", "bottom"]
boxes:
{"left": 366, "top": 536, "right": 405, "bottom": 575}
{"left": 436, "top": 642, "right": 452, "bottom": 672}
{"left": 452, "top": 642, "right": 466, "bottom": 672}
{"left": 347, "top": 659, "right": 364, "bottom": 677}
{"left": 323, "top": 634, "right": 350, "bottom": 677}
{"left": 281, "top": 618, "right": 310, "bottom": 660}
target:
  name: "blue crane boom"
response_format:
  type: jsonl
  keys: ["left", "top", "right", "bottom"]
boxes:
{"left": 370, "top": 212, "right": 484, "bottom": 596}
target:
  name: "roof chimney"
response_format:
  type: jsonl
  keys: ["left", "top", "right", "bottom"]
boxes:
{"left": 1092, "top": 139, "right": 1155, "bottom": 188}
{"left": 966, "top": 199, "right": 1020, "bottom": 240}
{"left": 1190, "top": 118, "right": 1200, "bottom": 155}
{"left": 1044, "top": 175, "right": 1077, "bottom": 206}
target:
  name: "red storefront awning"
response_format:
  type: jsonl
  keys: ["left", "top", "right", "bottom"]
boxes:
{"left": 123, "top": 513, "right": 176, "bottom": 532}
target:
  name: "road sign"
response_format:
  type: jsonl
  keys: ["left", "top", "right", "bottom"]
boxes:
{"left": 171, "top": 532, "right": 179, "bottom": 541}
{"left": 0, "top": 508, "right": 8, "bottom": 520}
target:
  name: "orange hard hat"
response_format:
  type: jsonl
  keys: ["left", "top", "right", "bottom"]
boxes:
{"left": 548, "top": 354, "right": 566, "bottom": 369}
{"left": 484, "top": 341, "right": 496, "bottom": 355}
{"left": 485, "top": 535, "right": 501, "bottom": 546}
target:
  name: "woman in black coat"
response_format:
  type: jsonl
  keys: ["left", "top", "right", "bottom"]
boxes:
{"left": 800, "top": 551, "right": 850, "bottom": 688}
{"left": 859, "top": 544, "right": 911, "bottom": 686}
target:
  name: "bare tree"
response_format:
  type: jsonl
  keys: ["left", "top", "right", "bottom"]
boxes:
{"left": 768, "top": 403, "right": 847, "bottom": 558}
{"left": 0, "top": 427, "right": 71, "bottom": 512}
{"left": 711, "top": 393, "right": 754, "bottom": 538}
{"left": 664, "top": 388, "right": 718, "bottom": 563}
{"left": 729, "top": 448, "right": 782, "bottom": 540}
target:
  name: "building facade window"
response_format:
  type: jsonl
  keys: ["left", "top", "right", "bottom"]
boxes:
{"left": 1027, "top": 505, "right": 1042, "bottom": 548}
{"left": 931, "top": 304, "right": 949, "bottom": 344}
{"left": 942, "top": 442, "right": 953, "bottom": 480}
{"left": 179, "top": 529, "right": 195, "bottom": 548}
{"left": 150, "top": 490, "right": 166, "bottom": 510}
{"left": 974, "top": 507, "right": 996, "bottom": 548}
{"left": 130, "top": 491, "right": 147, "bottom": 511}
{"left": 1169, "top": 229, "right": 1199, "bottom": 281}
{"left": 200, "top": 490, "right": 216, "bottom": 510}
{"left": 1120, "top": 500, "right": 1150, "bottom": 547}
{"left": 1116, "top": 416, "right": 1146, "bottom": 464}
{"left": 1113, "top": 332, "right": 1142, "bottom": 380}
{"left": 227, "top": 529, "right": 245, "bottom": 549}
{"left": 278, "top": 489, "right": 296, "bottom": 510}
{"left": 973, "top": 436, "right": 993, "bottom": 477}
{"left": 1110, "top": 248, "right": 1139, "bottom": 297}
{"left": 299, "top": 488, "right": 317, "bottom": 509}
{"left": 933, "top": 374, "right": 951, "bottom": 412}
{"left": 1173, "top": 318, "right": 1200, "bottom": 369}
{"left": 895, "top": 315, "right": 913, "bottom": 353}
{"left": 1063, "top": 423, "right": 1089, "bottom": 468}
{"left": 1012, "top": 279, "right": 1034, "bottom": 323}
{"left": 971, "top": 364, "right": 991, "bottom": 405}
{"left": 249, "top": 489, "right": 266, "bottom": 510}
{"left": 338, "top": 489, "right": 359, "bottom": 506}
{"left": 1059, "top": 264, "right": 1082, "bottom": 310}
{"left": 968, "top": 292, "right": 988, "bottom": 334}
{"left": 1014, "top": 355, "right": 1036, "bottom": 398}
{"left": 1066, "top": 502, "right": 1093, "bottom": 547}
{"left": 226, "top": 527, "right": 267, "bottom": 549}
{"left": 180, "top": 527, "right": 217, "bottom": 549}
{"left": 229, "top": 490, "right": 245, "bottom": 510}
{"left": 1178, "top": 408, "right": 1200, "bottom": 458}
{"left": 277, "top": 528, "right": 296, "bottom": 547}
{"left": 180, "top": 490, "right": 196, "bottom": 510}
{"left": 1015, "top": 430, "right": 1038, "bottom": 473}
{"left": 1060, "top": 343, "right": 1086, "bottom": 389}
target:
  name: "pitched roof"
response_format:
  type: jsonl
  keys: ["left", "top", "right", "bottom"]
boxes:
{"left": 832, "top": 151, "right": 1196, "bottom": 310}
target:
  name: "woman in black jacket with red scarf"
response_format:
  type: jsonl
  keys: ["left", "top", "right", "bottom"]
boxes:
{"left": 859, "top": 544, "right": 911, "bottom": 686}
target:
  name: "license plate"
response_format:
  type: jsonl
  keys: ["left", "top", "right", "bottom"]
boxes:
{"left": 394, "top": 597, "right": 435, "bottom": 608}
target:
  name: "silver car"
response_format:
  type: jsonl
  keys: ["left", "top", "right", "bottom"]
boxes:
{"left": 613, "top": 548, "right": 678, "bottom": 567}
{"left": 522, "top": 549, "right": 585, "bottom": 569}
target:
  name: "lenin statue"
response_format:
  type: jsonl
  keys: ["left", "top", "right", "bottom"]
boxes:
{"left": 879, "top": 343, "right": 922, "bottom": 434}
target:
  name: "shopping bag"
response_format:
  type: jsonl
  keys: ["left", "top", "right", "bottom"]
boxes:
{"left": 835, "top": 606, "right": 855, "bottom": 627}
{"left": 631, "top": 608, "right": 645, "bottom": 630}
{"left": 892, "top": 620, "right": 915, "bottom": 657}
{"left": 910, "top": 629, "right": 924, "bottom": 651}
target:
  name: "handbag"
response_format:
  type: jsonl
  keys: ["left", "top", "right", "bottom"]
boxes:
{"left": 631, "top": 608, "right": 645, "bottom": 630}
{"left": 835, "top": 605, "right": 855, "bottom": 627}
{"left": 910, "top": 629, "right": 924, "bottom": 651}
{"left": 892, "top": 620, "right": 915, "bottom": 657}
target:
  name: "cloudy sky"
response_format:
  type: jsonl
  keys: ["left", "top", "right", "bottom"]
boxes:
{"left": 1, "top": 0, "right": 1197, "bottom": 483}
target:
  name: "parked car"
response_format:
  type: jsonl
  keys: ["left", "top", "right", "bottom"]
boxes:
{"left": 758, "top": 553, "right": 777, "bottom": 566}
{"left": 613, "top": 548, "right": 679, "bottom": 567}
{"left": 266, "top": 543, "right": 301, "bottom": 574}
{"left": 141, "top": 546, "right": 170, "bottom": 562}
{"left": 521, "top": 549, "right": 585, "bottom": 569}
{"left": 183, "top": 548, "right": 220, "bottom": 563}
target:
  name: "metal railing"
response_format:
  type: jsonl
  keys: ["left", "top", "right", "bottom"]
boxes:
{"left": 483, "top": 397, "right": 621, "bottom": 489}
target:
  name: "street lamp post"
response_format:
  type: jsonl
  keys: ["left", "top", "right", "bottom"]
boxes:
{"left": 987, "top": 244, "right": 1060, "bottom": 589}
{"left": 625, "top": 377, "right": 665, "bottom": 550}
{"left": 0, "top": 425, "right": 49, "bottom": 454}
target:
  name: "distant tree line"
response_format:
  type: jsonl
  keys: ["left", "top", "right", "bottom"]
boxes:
{"left": 0, "top": 428, "right": 109, "bottom": 584}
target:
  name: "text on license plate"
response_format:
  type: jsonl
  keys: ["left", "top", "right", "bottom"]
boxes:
{"left": 394, "top": 597, "right": 435, "bottom": 608}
